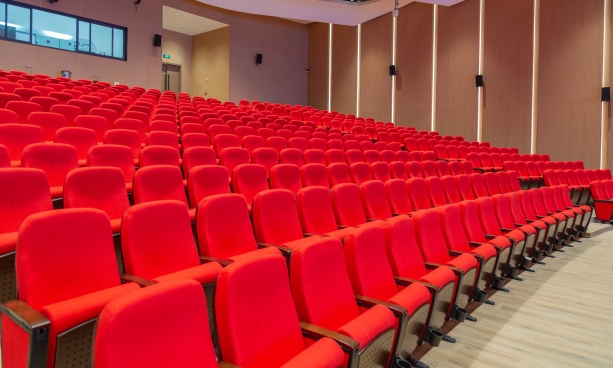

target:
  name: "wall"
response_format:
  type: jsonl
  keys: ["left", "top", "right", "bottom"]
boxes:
{"left": 192, "top": 27, "right": 230, "bottom": 102}
{"left": 331, "top": 25, "right": 357, "bottom": 115}
{"left": 307, "top": 23, "right": 329, "bottom": 111}
{"left": 0, "top": 0, "right": 308, "bottom": 105}
{"left": 307, "top": 1, "right": 611, "bottom": 168}
{"left": 161, "top": 29, "right": 193, "bottom": 94}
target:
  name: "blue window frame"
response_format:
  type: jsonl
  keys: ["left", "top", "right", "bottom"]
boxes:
{"left": 0, "top": 1, "right": 127, "bottom": 61}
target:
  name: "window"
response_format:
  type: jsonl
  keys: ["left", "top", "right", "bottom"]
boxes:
{"left": 0, "top": 1, "right": 127, "bottom": 60}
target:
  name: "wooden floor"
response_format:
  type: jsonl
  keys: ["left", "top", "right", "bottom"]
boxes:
{"left": 421, "top": 227, "right": 613, "bottom": 368}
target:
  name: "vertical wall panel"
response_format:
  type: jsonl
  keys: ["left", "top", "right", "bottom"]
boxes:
{"left": 608, "top": 3, "right": 613, "bottom": 169}
{"left": 538, "top": 0, "right": 603, "bottom": 168}
{"left": 436, "top": 0, "right": 480, "bottom": 139}
{"left": 395, "top": 3, "right": 433, "bottom": 130}
{"left": 307, "top": 23, "right": 330, "bottom": 110}
{"left": 482, "top": 0, "right": 533, "bottom": 153}
{"left": 331, "top": 25, "right": 358, "bottom": 115}
{"left": 360, "top": 12, "right": 393, "bottom": 122}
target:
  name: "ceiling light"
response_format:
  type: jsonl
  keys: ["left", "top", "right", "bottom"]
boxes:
{"left": 175, "top": 13, "right": 178, "bottom": 16}
{"left": 41, "top": 30, "right": 73, "bottom": 40}
{"left": 199, "top": 21, "right": 202, "bottom": 23}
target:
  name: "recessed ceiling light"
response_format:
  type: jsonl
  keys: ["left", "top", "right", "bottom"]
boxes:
{"left": 175, "top": 13, "right": 178, "bottom": 16}
{"left": 199, "top": 21, "right": 202, "bottom": 23}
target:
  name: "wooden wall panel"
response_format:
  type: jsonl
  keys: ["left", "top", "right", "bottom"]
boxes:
{"left": 359, "top": 12, "right": 393, "bottom": 122}
{"left": 482, "top": 0, "right": 533, "bottom": 153}
{"left": 608, "top": 4, "right": 613, "bottom": 170}
{"left": 537, "top": 0, "right": 603, "bottom": 168}
{"left": 436, "top": 0, "right": 480, "bottom": 140}
{"left": 192, "top": 27, "right": 230, "bottom": 102}
{"left": 395, "top": 2, "right": 433, "bottom": 130}
{"left": 307, "top": 23, "right": 330, "bottom": 110}
{"left": 331, "top": 25, "right": 357, "bottom": 115}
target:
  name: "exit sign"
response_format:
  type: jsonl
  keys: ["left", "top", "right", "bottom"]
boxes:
{"left": 163, "top": 54, "right": 170, "bottom": 59}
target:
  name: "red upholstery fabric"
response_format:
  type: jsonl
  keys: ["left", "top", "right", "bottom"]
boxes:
{"left": 296, "top": 187, "right": 342, "bottom": 235}
{"left": 469, "top": 173, "right": 489, "bottom": 198}
{"left": 426, "top": 176, "right": 447, "bottom": 207}
{"left": 301, "top": 163, "right": 329, "bottom": 188}
{"left": 74, "top": 115, "right": 109, "bottom": 141}
{"left": 327, "top": 162, "right": 351, "bottom": 187}
{"left": 383, "top": 216, "right": 430, "bottom": 280}
{"left": 385, "top": 179, "right": 413, "bottom": 214}
{"left": 188, "top": 165, "right": 230, "bottom": 207}
{"left": 411, "top": 209, "right": 454, "bottom": 264}
{"left": 0, "top": 124, "right": 45, "bottom": 165}
{"left": 232, "top": 164, "right": 269, "bottom": 206}
{"left": 437, "top": 204, "right": 496, "bottom": 258}
{"left": 21, "top": 143, "right": 78, "bottom": 197}
{"left": 183, "top": 147, "right": 216, "bottom": 175}
{"left": 56, "top": 127, "right": 98, "bottom": 165}
{"left": 370, "top": 161, "right": 390, "bottom": 182}
{"left": 360, "top": 180, "right": 393, "bottom": 220}
{"left": 281, "top": 338, "right": 344, "bottom": 368}
{"left": 27, "top": 112, "right": 66, "bottom": 141}
{"left": 331, "top": 183, "right": 368, "bottom": 226}
{"left": 139, "top": 146, "right": 181, "bottom": 168}
{"left": 87, "top": 145, "right": 135, "bottom": 186}
{"left": 63, "top": 167, "right": 129, "bottom": 232}
{"left": 253, "top": 189, "right": 305, "bottom": 245}
{"left": 270, "top": 164, "right": 302, "bottom": 196}
{"left": 350, "top": 162, "right": 372, "bottom": 185}
{"left": 407, "top": 178, "right": 432, "bottom": 210}
{"left": 280, "top": 148, "right": 304, "bottom": 168}
{"left": 133, "top": 165, "right": 188, "bottom": 206}
{"left": 6, "top": 101, "right": 42, "bottom": 124}
{"left": 1, "top": 313, "right": 30, "bottom": 368}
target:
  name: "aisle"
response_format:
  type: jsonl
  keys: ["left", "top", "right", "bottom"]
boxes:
{"left": 422, "top": 228, "right": 613, "bottom": 368}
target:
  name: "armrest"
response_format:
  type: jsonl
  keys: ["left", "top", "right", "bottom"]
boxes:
{"left": 473, "top": 167, "right": 485, "bottom": 173}
{"left": 365, "top": 218, "right": 377, "bottom": 222}
{"left": 514, "top": 223, "right": 526, "bottom": 227}
{"left": 1, "top": 300, "right": 50, "bottom": 332}
{"left": 448, "top": 250, "right": 464, "bottom": 257}
{"left": 218, "top": 362, "right": 241, "bottom": 368}
{"left": 394, "top": 276, "right": 440, "bottom": 294}
{"left": 257, "top": 242, "right": 292, "bottom": 256}
{"left": 391, "top": 213, "right": 403, "bottom": 217}
{"left": 500, "top": 227, "right": 516, "bottom": 233}
{"left": 300, "top": 321, "right": 360, "bottom": 353}
{"left": 120, "top": 274, "right": 156, "bottom": 287}
{"left": 525, "top": 219, "right": 535, "bottom": 223}
{"left": 302, "top": 232, "right": 318, "bottom": 238}
{"left": 354, "top": 295, "right": 408, "bottom": 319}
{"left": 337, "top": 225, "right": 350, "bottom": 229}
{"left": 199, "top": 255, "right": 232, "bottom": 267}
{"left": 594, "top": 199, "right": 613, "bottom": 203}
{"left": 484, "top": 234, "right": 498, "bottom": 240}
{"left": 468, "top": 241, "right": 483, "bottom": 247}
{"left": 546, "top": 212, "right": 555, "bottom": 216}
{"left": 535, "top": 215, "right": 545, "bottom": 219}
{"left": 424, "top": 261, "right": 443, "bottom": 270}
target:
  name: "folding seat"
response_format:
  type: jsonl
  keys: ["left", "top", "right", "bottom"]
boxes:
{"left": 29, "top": 96, "right": 58, "bottom": 113}
{"left": 373, "top": 142, "right": 389, "bottom": 152}
{"left": 455, "top": 174, "right": 476, "bottom": 201}
{"left": 540, "top": 187, "right": 579, "bottom": 241}
{"left": 563, "top": 169, "right": 589, "bottom": 204}
{"left": 493, "top": 171, "right": 512, "bottom": 194}
{"left": 404, "top": 138, "right": 419, "bottom": 151}
{"left": 589, "top": 181, "right": 613, "bottom": 222}
{"left": 459, "top": 160, "right": 474, "bottom": 175}
{"left": 423, "top": 152, "right": 436, "bottom": 162}
{"left": 207, "top": 125, "right": 232, "bottom": 143}
{"left": 379, "top": 149, "right": 395, "bottom": 164}
{"left": 425, "top": 176, "right": 448, "bottom": 207}
{"left": 535, "top": 161, "right": 548, "bottom": 176}
{"left": 514, "top": 161, "right": 536, "bottom": 188}
{"left": 25, "top": 111, "right": 66, "bottom": 142}
{"left": 303, "top": 148, "right": 325, "bottom": 165}
{"left": 251, "top": 147, "right": 278, "bottom": 177}
{"left": 87, "top": 144, "right": 135, "bottom": 190}
{"left": 325, "top": 149, "right": 345, "bottom": 165}
{"left": 266, "top": 136, "right": 288, "bottom": 155}
{"left": 344, "top": 140, "right": 360, "bottom": 151}
{"left": 440, "top": 175, "right": 462, "bottom": 204}
{"left": 53, "top": 127, "right": 97, "bottom": 167}
{"left": 359, "top": 140, "right": 374, "bottom": 152}
{"left": 63, "top": 167, "right": 129, "bottom": 234}
{"left": 219, "top": 147, "right": 249, "bottom": 179}
{"left": 342, "top": 149, "right": 361, "bottom": 166}
{"left": 241, "top": 134, "right": 265, "bottom": 156}
{"left": 215, "top": 250, "right": 344, "bottom": 367}
{"left": 408, "top": 151, "right": 422, "bottom": 162}
{"left": 0, "top": 168, "right": 53, "bottom": 303}
{"left": 482, "top": 172, "right": 501, "bottom": 196}
{"left": 186, "top": 165, "right": 230, "bottom": 207}
{"left": 407, "top": 178, "right": 433, "bottom": 210}
{"left": 327, "top": 162, "right": 351, "bottom": 187}
{"left": 433, "top": 144, "right": 448, "bottom": 161}
{"left": 468, "top": 173, "right": 489, "bottom": 198}
{"left": 552, "top": 185, "right": 591, "bottom": 236}
{"left": 594, "top": 169, "right": 606, "bottom": 181}
{"left": 94, "top": 279, "right": 227, "bottom": 368}
{"left": 301, "top": 163, "right": 329, "bottom": 188}
{"left": 405, "top": 161, "right": 423, "bottom": 179}
{"left": 500, "top": 153, "right": 511, "bottom": 163}
{"left": 74, "top": 115, "right": 108, "bottom": 142}
{"left": 267, "top": 164, "right": 302, "bottom": 196}
{"left": 277, "top": 148, "right": 302, "bottom": 168}
{"left": 312, "top": 131, "right": 327, "bottom": 141}
{"left": 395, "top": 150, "right": 410, "bottom": 163}
{"left": 0, "top": 108, "right": 19, "bottom": 125}
{"left": 604, "top": 168, "right": 613, "bottom": 180}
{"left": 21, "top": 143, "right": 78, "bottom": 200}
{"left": 179, "top": 133, "right": 209, "bottom": 153}
{"left": 585, "top": 169, "right": 597, "bottom": 183}
{"left": 349, "top": 162, "right": 372, "bottom": 185}
{"left": 526, "top": 161, "right": 542, "bottom": 187}
{"left": 370, "top": 161, "right": 391, "bottom": 182}
{"left": 389, "top": 161, "right": 408, "bottom": 180}
{"left": 420, "top": 160, "right": 437, "bottom": 178}
{"left": 330, "top": 183, "right": 379, "bottom": 227}
{"left": 518, "top": 190, "right": 565, "bottom": 251}
{"left": 1, "top": 207, "right": 141, "bottom": 368}
{"left": 257, "top": 127, "right": 276, "bottom": 143}
{"left": 564, "top": 161, "right": 575, "bottom": 170}
{"left": 573, "top": 160, "right": 584, "bottom": 170}
{"left": 555, "top": 161, "right": 567, "bottom": 171}
{"left": 213, "top": 134, "right": 240, "bottom": 157}
{"left": 139, "top": 144, "right": 180, "bottom": 169}
{"left": 90, "top": 107, "right": 119, "bottom": 128}
{"left": 149, "top": 120, "right": 179, "bottom": 135}
{"left": 447, "top": 161, "right": 462, "bottom": 176}
{"left": 434, "top": 160, "right": 450, "bottom": 177}
{"left": 411, "top": 209, "right": 483, "bottom": 319}
{"left": 5, "top": 100, "right": 42, "bottom": 124}
{"left": 133, "top": 165, "right": 195, "bottom": 221}
{"left": 416, "top": 138, "right": 430, "bottom": 151}
{"left": 0, "top": 83, "right": 22, "bottom": 95}
{"left": 114, "top": 118, "right": 147, "bottom": 145}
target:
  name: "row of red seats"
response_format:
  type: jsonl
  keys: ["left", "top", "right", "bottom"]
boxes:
{"left": 543, "top": 169, "right": 613, "bottom": 205}
{"left": 590, "top": 180, "right": 613, "bottom": 222}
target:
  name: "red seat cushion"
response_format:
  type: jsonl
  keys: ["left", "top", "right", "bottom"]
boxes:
{"left": 471, "top": 243, "right": 498, "bottom": 259}
{"left": 420, "top": 266, "right": 456, "bottom": 289}
{"left": 50, "top": 186, "right": 63, "bottom": 199}
{"left": 152, "top": 262, "right": 222, "bottom": 285}
{"left": 281, "top": 337, "right": 344, "bottom": 368}
{"left": 337, "top": 304, "right": 395, "bottom": 348}
{"left": 387, "top": 282, "right": 431, "bottom": 315}
{"left": 487, "top": 235, "right": 512, "bottom": 249}
{"left": 446, "top": 252, "right": 478, "bottom": 272}
{"left": 0, "top": 232, "right": 17, "bottom": 254}
{"left": 110, "top": 219, "right": 122, "bottom": 234}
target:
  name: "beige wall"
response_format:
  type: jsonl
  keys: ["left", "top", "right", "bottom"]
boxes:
{"left": 331, "top": 25, "right": 358, "bottom": 115}
{"left": 307, "top": 23, "right": 329, "bottom": 111}
{"left": 192, "top": 27, "right": 230, "bottom": 102}
{"left": 0, "top": 0, "right": 308, "bottom": 105}
{"left": 161, "top": 29, "right": 193, "bottom": 94}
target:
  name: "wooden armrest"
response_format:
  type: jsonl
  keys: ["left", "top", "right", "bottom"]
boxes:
{"left": 546, "top": 212, "right": 555, "bottom": 216}
{"left": 500, "top": 227, "right": 515, "bottom": 233}
{"left": 199, "top": 255, "right": 232, "bottom": 267}
{"left": 484, "top": 234, "right": 498, "bottom": 240}
{"left": 424, "top": 261, "right": 443, "bottom": 270}
{"left": 120, "top": 274, "right": 156, "bottom": 287}
{"left": 394, "top": 276, "right": 440, "bottom": 294}
{"left": 594, "top": 199, "right": 613, "bottom": 203}
{"left": 448, "top": 250, "right": 464, "bottom": 257}
{"left": 525, "top": 219, "right": 535, "bottom": 223}
{"left": 468, "top": 241, "right": 483, "bottom": 247}
{"left": 218, "top": 362, "right": 241, "bottom": 368}
{"left": 473, "top": 168, "right": 485, "bottom": 173}
{"left": 1, "top": 300, "right": 50, "bottom": 332}
{"left": 302, "top": 232, "right": 318, "bottom": 238}
{"left": 300, "top": 321, "right": 360, "bottom": 353}
{"left": 355, "top": 295, "right": 408, "bottom": 319}
{"left": 535, "top": 215, "right": 545, "bottom": 219}
{"left": 257, "top": 242, "right": 292, "bottom": 256}
{"left": 514, "top": 223, "right": 526, "bottom": 228}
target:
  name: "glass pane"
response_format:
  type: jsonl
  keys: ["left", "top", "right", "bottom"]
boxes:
{"left": 32, "top": 9, "right": 76, "bottom": 51}
{"left": 112, "top": 28, "right": 124, "bottom": 59}
{"left": 6, "top": 4, "right": 30, "bottom": 42}
{"left": 91, "top": 23, "right": 112, "bottom": 57}
{"left": 0, "top": 3, "right": 6, "bottom": 38}
{"left": 78, "top": 21, "right": 89, "bottom": 52}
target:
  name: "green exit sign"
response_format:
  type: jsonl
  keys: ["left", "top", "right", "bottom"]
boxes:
{"left": 163, "top": 54, "right": 170, "bottom": 59}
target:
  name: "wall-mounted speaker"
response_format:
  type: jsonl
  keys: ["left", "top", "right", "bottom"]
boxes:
{"left": 256, "top": 54, "right": 263, "bottom": 65}
{"left": 476, "top": 75, "right": 484, "bottom": 87}
{"left": 389, "top": 65, "right": 396, "bottom": 76}
{"left": 603, "top": 87, "right": 611, "bottom": 102}
{"left": 153, "top": 34, "right": 162, "bottom": 47}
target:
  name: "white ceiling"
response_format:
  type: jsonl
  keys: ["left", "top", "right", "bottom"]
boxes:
{"left": 196, "top": 0, "right": 464, "bottom": 27}
{"left": 163, "top": 6, "right": 228, "bottom": 36}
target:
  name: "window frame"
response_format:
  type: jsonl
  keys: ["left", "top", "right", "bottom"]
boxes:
{"left": 0, "top": 0, "right": 128, "bottom": 61}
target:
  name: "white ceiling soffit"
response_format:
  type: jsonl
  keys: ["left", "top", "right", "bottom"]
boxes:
{"left": 196, "top": 0, "right": 464, "bottom": 26}
{"left": 163, "top": 6, "right": 228, "bottom": 36}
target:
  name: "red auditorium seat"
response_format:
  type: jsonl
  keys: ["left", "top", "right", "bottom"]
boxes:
{"left": 0, "top": 208, "right": 140, "bottom": 368}
{"left": 232, "top": 164, "right": 269, "bottom": 209}
{"left": 344, "top": 149, "right": 363, "bottom": 165}
{"left": 270, "top": 164, "right": 302, "bottom": 195}
{"left": 469, "top": 173, "right": 489, "bottom": 198}
{"left": 482, "top": 172, "right": 501, "bottom": 196}
{"left": 90, "top": 107, "right": 118, "bottom": 127}
{"left": 389, "top": 161, "right": 408, "bottom": 180}
{"left": 405, "top": 161, "right": 422, "bottom": 179}
{"left": 30, "top": 96, "right": 59, "bottom": 112}
{"left": 50, "top": 104, "right": 82, "bottom": 126}
{"left": 26, "top": 111, "right": 67, "bottom": 141}
{"left": 495, "top": 171, "right": 513, "bottom": 194}
{"left": 507, "top": 171, "right": 523, "bottom": 192}
{"left": 133, "top": 165, "right": 194, "bottom": 221}
{"left": 460, "top": 160, "right": 474, "bottom": 175}
{"left": 87, "top": 145, "right": 136, "bottom": 192}
{"left": 74, "top": 115, "right": 108, "bottom": 142}
{"left": 21, "top": 143, "right": 78, "bottom": 200}
{"left": 252, "top": 147, "right": 279, "bottom": 176}
{"left": 0, "top": 108, "right": 19, "bottom": 124}
{"left": 214, "top": 250, "right": 344, "bottom": 368}
{"left": 370, "top": 161, "right": 390, "bottom": 182}
{"left": 539, "top": 187, "right": 578, "bottom": 242}
{"left": 186, "top": 165, "right": 230, "bottom": 207}
{"left": 94, "top": 280, "right": 224, "bottom": 368}
{"left": 63, "top": 167, "right": 129, "bottom": 234}
{"left": 325, "top": 149, "right": 344, "bottom": 165}
{"left": 278, "top": 147, "right": 303, "bottom": 168}
{"left": 139, "top": 146, "right": 181, "bottom": 168}
{"left": 348, "top": 162, "right": 371, "bottom": 185}
{"left": 219, "top": 147, "right": 249, "bottom": 179}
{"left": 551, "top": 185, "right": 591, "bottom": 237}
{"left": 407, "top": 178, "right": 433, "bottom": 210}
{"left": 6, "top": 100, "right": 42, "bottom": 124}
{"left": 146, "top": 131, "right": 180, "bottom": 153}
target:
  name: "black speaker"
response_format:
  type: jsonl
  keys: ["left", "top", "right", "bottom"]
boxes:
{"left": 389, "top": 65, "right": 396, "bottom": 76}
{"left": 256, "top": 54, "right": 263, "bottom": 64}
{"left": 476, "top": 75, "right": 484, "bottom": 87}
{"left": 603, "top": 87, "right": 611, "bottom": 102}
{"left": 153, "top": 34, "right": 162, "bottom": 47}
